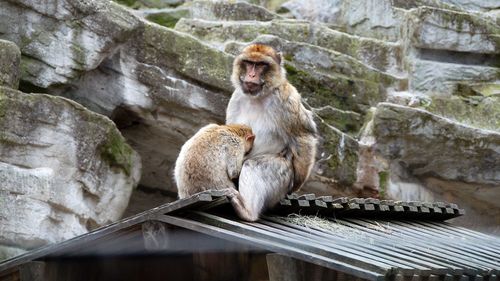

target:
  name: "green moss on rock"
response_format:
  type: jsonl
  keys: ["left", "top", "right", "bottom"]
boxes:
{"left": 100, "top": 129, "right": 134, "bottom": 176}
{"left": 378, "top": 171, "right": 389, "bottom": 199}
{"left": 114, "top": 0, "right": 138, "bottom": 7}
{"left": 146, "top": 9, "right": 189, "bottom": 28}
{"left": 285, "top": 63, "right": 384, "bottom": 116}
{"left": 314, "top": 106, "right": 362, "bottom": 136}
{"left": 422, "top": 84, "right": 500, "bottom": 131}
{"left": 140, "top": 23, "right": 234, "bottom": 92}
{"left": 317, "top": 122, "right": 359, "bottom": 185}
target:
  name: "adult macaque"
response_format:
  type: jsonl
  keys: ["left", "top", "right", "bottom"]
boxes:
{"left": 226, "top": 43, "right": 317, "bottom": 221}
{"left": 174, "top": 124, "right": 254, "bottom": 199}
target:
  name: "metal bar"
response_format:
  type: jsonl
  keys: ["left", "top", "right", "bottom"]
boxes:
{"left": 410, "top": 221, "right": 500, "bottom": 260}
{"left": 385, "top": 220, "right": 500, "bottom": 270}
{"left": 363, "top": 219, "right": 495, "bottom": 271}
{"left": 328, "top": 219, "right": 466, "bottom": 275}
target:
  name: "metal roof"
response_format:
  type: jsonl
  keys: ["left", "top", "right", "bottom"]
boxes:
{"left": 1, "top": 190, "right": 498, "bottom": 281}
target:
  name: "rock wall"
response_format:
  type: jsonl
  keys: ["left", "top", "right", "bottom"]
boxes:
{"left": 0, "top": 33, "right": 141, "bottom": 259}
{"left": 0, "top": 0, "right": 498, "bottom": 259}
{"left": 0, "top": 82, "right": 141, "bottom": 259}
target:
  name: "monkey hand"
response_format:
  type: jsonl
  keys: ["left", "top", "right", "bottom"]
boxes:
{"left": 220, "top": 188, "right": 240, "bottom": 199}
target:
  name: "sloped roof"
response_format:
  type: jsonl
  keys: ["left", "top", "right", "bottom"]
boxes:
{"left": 0, "top": 190, "right": 498, "bottom": 281}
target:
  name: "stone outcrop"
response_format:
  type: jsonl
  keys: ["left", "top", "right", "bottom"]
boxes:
{"left": 371, "top": 103, "right": 500, "bottom": 232}
{"left": 0, "top": 86, "right": 141, "bottom": 257}
{"left": 0, "top": 0, "right": 234, "bottom": 192}
{"left": 175, "top": 18, "right": 404, "bottom": 75}
{"left": 282, "top": 0, "right": 402, "bottom": 41}
{"left": 373, "top": 103, "right": 500, "bottom": 184}
{"left": 0, "top": 0, "right": 141, "bottom": 89}
{"left": 0, "top": 40, "right": 21, "bottom": 89}
{"left": 51, "top": 23, "right": 234, "bottom": 191}
{"left": 0, "top": 0, "right": 499, "bottom": 255}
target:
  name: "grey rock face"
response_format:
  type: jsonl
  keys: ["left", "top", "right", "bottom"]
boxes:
{"left": 189, "top": 1, "right": 279, "bottom": 21}
{"left": 0, "top": 0, "right": 499, "bottom": 239}
{"left": 175, "top": 18, "right": 404, "bottom": 76}
{"left": 0, "top": 40, "right": 21, "bottom": 89}
{"left": 51, "top": 24, "right": 233, "bottom": 191}
{"left": 408, "top": 7, "right": 500, "bottom": 54}
{"left": 373, "top": 103, "right": 500, "bottom": 184}
{"left": 0, "top": 0, "right": 140, "bottom": 88}
{"left": 1, "top": 0, "right": 234, "bottom": 192}
{"left": 0, "top": 86, "right": 141, "bottom": 257}
{"left": 282, "top": 0, "right": 401, "bottom": 41}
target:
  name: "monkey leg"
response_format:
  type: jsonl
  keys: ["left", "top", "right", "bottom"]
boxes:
{"left": 231, "top": 154, "right": 293, "bottom": 221}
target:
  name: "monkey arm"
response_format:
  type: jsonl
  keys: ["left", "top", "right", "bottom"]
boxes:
{"left": 226, "top": 148, "right": 245, "bottom": 180}
{"left": 286, "top": 95, "right": 318, "bottom": 192}
{"left": 225, "top": 93, "right": 241, "bottom": 124}
{"left": 291, "top": 134, "right": 317, "bottom": 192}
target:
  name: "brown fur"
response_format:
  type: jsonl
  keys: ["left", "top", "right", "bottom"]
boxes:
{"left": 174, "top": 124, "right": 254, "bottom": 199}
{"left": 231, "top": 44, "right": 285, "bottom": 93}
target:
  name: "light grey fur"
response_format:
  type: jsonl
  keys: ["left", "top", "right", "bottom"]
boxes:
{"left": 230, "top": 152, "right": 293, "bottom": 221}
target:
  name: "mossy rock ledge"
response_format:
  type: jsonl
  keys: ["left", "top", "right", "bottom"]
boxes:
{"left": 0, "top": 86, "right": 141, "bottom": 260}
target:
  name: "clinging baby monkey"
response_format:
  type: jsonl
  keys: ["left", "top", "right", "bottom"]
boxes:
{"left": 174, "top": 124, "right": 255, "bottom": 199}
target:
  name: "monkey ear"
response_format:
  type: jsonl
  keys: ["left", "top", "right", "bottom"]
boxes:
{"left": 246, "top": 134, "right": 255, "bottom": 142}
{"left": 276, "top": 52, "right": 283, "bottom": 66}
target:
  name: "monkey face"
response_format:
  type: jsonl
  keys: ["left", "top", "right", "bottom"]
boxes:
{"left": 231, "top": 43, "right": 285, "bottom": 97}
{"left": 240, "top": 60, "right": 268, "bottom": 95}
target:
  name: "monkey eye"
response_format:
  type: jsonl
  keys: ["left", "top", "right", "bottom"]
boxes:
{"left": 242, "top": 60, "right": 269, "bottom": 68}
{"left": 242, "top": 60, "right": 253, "bottom": 66}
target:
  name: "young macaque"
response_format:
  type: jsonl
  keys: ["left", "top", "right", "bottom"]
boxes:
{"left": 174, "top": 124, "right": 254, "bottom": 199}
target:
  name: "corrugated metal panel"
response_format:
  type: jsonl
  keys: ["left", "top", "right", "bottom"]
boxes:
{"left": 153, "top": 196, "right": 498, "bottom": 281}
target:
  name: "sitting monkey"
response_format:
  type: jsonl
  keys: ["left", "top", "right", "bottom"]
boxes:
{"left": 174, "top": 124, "right": 255, "bottom": 199}
{"left": 226, "top": 43, "right": 318, "bottom": 221}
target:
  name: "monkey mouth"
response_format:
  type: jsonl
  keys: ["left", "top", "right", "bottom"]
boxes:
{"left": 243, "top": 82, "right": 263, "bottom": 95}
